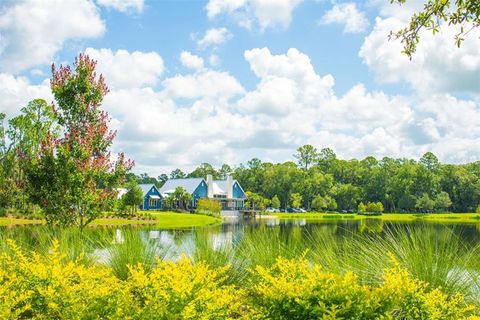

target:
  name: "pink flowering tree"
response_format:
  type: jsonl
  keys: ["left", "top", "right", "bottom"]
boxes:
{"left": 27, "top": 54, "right": 134, "bottom": 229}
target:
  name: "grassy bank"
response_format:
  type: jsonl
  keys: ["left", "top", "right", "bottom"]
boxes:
{"left": 0, "top": 211, "right": 221, "bottom": 229}
{"left": 0, "top": 218, "right": 44, "bottom": 226}
{"left": 272, "top": 212, "right": 480, "bottom": 224}
{"left": 149, "top": 211, "right": 221, "bottom": 229}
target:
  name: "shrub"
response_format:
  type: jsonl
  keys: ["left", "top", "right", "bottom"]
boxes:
{"left": 0, "top": 241, "right": 247, "bottom": 319}
{"left": 357, "top": 201, "right": 366, "bottom": 213}
{"left": 0, "top": 240, "right": 124, "bottom": 319}
{"left": 123, "top": 258, "right": 246, "bottom": 319}
{"left": 0, "top": 240, "right": 477, "bottom": 319}
{"left": 196, "top": 198, "right": 221, "bottom": 216}
{"left": 250, "top": 255, "right": 477, "bottom": 319}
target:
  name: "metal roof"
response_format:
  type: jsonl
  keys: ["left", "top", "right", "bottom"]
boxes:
{"left": 138, "top": 184, "right": 159, "bottom": 196}
{"left": 158, "top": 178, "right": 205, "bottom": 195}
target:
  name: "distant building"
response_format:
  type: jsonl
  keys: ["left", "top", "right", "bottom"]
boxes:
{"left": 139, "top": 184, "right": 162, "bottom": 210}
{"left": 159, "top": 175, "right": 246, "bottom": 210}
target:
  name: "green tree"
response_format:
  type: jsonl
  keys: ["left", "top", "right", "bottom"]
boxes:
{"left": 122, "top": 182, "right": 143, "bottom": 215}
{"left": 4, "top": 99, "right": 58, "bottom": 210}
{"left": 390, "top": 0, "right": 480, "bottom": 57}
{"left": 171, "top": 187, "right": 190, "bottom": 210}
{"left": 246, "top": 191, "right": 268, "bottom": 210}
{"left": 476, "top": 205, "right": 480, "bottom": 213}
{"left": 333, "top": 183, "right": 361, "bottom": 210}
{"left": 218, "top": 163, "right": 232, "bottom": 179}
{"left": 434, "top": 191, "right": 452, "bottom": 212}
{"left": 398, "top": 194, "right": 417, "bottom": 211}
{"left": 299, "top": 168, "right": 334, "bottom": 209}
{"left": 318, "top": 147, "right": 337, "bottom": 172}
{"left": 157, "top": 174, "right": 168, "bottom": 187}
{"left": 357, "top": 202, "right": 366, "bottom": 213}
{"left": 290, "top": 193, "right": 303, "bottom": 208}
{"left": 188, "top": 163, "right": 218, "bottom": 179}
{"left": 27, "top": 54, "right": 133, "bottom": 229}
{"left": 312, "top": 195, "right": 327, "bottom": 212}
{"left": 170, "top": 168, "right": 186, "bottom": 179}
{"left": 376, "top": 202, "right": 385, "bottom": 213}
{"left": 271, "top": 195, "right": 280, "bottom": 209}
{"left": 294, "top": 144, "right": 318, "bottom": 170}
{"left": 137, "top": 173, "right": 160, "bottom": 187}
{"left": 325, "top": 195, "right": 337, "bottom": 211}
{"left": 262, "top": 161, "right": 301, "bottom": 209}
{"left": 416, "top": 193, "right": 435, "bottom": 212}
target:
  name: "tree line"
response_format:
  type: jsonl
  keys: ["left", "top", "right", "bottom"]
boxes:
{"left": 133, "top": 145, "right": 480, "bottom": 213}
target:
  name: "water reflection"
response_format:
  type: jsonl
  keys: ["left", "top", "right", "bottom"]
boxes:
{"left": 1, "top": 218, "right": 479, "bottom": 260}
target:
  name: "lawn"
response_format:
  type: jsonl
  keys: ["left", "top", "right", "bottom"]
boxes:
{"left": 0, "top": 211, "right": 221, "bottom": 228}
{"left": 271, "top": 212, "right": 480, "bottom": 224}
{"left": 0, "top": 218, "right": 44, "bottom": 226}
{"left": 148, "top": 211, "right": 221, "bottom": 229}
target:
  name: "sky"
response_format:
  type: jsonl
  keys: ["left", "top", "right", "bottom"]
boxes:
{"left": 0, "top": 0, "right": 479, "bottom": 176}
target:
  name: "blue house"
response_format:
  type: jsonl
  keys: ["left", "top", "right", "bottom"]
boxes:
{"left": 139, "top": 184, "right": 162, "bottom": 210}
{"left": 159, "top": 175, "right": 246, "bottom": 210}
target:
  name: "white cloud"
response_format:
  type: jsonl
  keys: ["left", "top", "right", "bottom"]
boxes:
{"left": 105, "top": 74, "right": 480, "bottom": 173}
{"left": 0, "top": 0, "right": 105, "bottom": 73}
{"left": 206, "top": 0, "right": 302, "bottom": 31}
{"left": 162, "top": 70, "right": 245, "bottom": 101}
{"left": 97, "top": 0, "right": 144, "bottom": 13}
{"left": 180, "top": 51, "right": 204, "bottom": 70}
{"left": 319, "top": 3, "right": 369, "bottom": 33}
{"left": 0, "top": 73, "right": 52, "bottom": 118}
{"left": 2, "top": 44, "right": 480, "bottom": 174}
{"left": 359, "top": 3, "right": 480, "bottom": 95}
{"left": 84, "top": 48, "right": 164, "bottom": 89}
{"left": 196, "top": 28, "right": 232, "bottom": 49}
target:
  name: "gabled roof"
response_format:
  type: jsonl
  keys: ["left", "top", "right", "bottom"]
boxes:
{"left": 138, "top": 184, "right": 160, "bottom": 196}
{"left": 159, "top": 178, "right": 205, "bottom": 195}
{"left": 213, "top": 179, "right": 245, "bottom": 196}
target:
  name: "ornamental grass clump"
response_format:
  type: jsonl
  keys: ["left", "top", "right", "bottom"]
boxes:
{"left": 105, "top": 228, "right": 165, "bottom": 280}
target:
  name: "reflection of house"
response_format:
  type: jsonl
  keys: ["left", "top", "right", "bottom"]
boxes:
{"left": 159, "top": 175, "right": 246, "bottom": 210}
{"left": 139, "top": 184, "right": 162, "bottom": 210}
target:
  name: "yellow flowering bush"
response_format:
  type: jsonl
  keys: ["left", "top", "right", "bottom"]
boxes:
{"left": 0, "top": 240, "right": 477, "bottom": 319}
{"left": 250, "top": 255, "right": 478, "bottom": 319}
{"left": 0, "top": 241, "right": 246, "bottom": 319}
{"left": 122, "top": 257, "right": 246, "bottom": 319}
{"left": 0, "top": 240, "right": 124, "bottom": 319}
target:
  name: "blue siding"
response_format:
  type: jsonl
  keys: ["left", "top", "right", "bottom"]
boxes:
{"left": 192, "top": 180, "right": 208, "bottom": 207}
{"left": 233, "top": 182, "right": 246, "bottom": 199}
{"left": 142, "top": 186, "right": 162, "bottom": 210}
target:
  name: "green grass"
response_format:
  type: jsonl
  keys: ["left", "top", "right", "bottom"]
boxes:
{"left": 90, "top": 218, "right": 155, "bottom": 226}
{"left": 148, "top": 211, "right": 221, "bottom": 229}
{"left": 103, "top": 228, "right": 166, "bottom": 280}
{"left": 0, "top": 217, "right": 44, "bottom": 226}
{"left": 271, "top": 212, "right": 480, "bottom": 224}
{"left": 0, "top": 211, "right": 221, "bottom": 228}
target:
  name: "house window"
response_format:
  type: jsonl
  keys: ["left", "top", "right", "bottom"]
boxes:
{"left": 149, "top": 198, "right": 157, "bottom": 207}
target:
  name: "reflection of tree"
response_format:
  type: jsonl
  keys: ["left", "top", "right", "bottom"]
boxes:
{"left": 358, "top": 219, "right": 384, "bottom": 234}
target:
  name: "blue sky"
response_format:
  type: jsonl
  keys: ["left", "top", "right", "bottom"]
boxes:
{"left": 1, "top": 0, "right": 479, "bottom": 175}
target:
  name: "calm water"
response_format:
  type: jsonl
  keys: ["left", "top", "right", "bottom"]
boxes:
{"left": 1, "top": 217, "right": 479, "bottom": 260}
